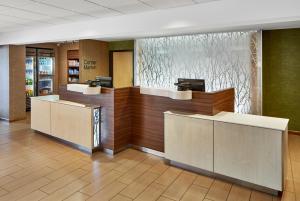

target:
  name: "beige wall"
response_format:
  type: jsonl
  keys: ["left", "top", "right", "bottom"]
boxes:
{"left": 0, "top": 45, "right": 26, "bottom": 121}
{"left": 79, "top": 40, "right": 109, "bottom": 83}
{"left": 58, "top": 42, "right": 79, "bottom": 85}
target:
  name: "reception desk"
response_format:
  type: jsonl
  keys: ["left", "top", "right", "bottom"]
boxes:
{"left": 58, "top": 85, "right": 235, "bottom": 153}
{"left": 164, "top": 111, "right": 289, "bottom": 193}
{"left": 31, "top": 95, "right": 101, "bottom": 153}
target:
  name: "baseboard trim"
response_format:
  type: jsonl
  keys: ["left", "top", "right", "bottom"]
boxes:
{"left": 102, "top": 148, "right": 114, "bottom": 155}
{"left": 130, "top": 145, "right": 165, "bottom": 157}
{"left": 0, "top": 117, "right": 10, "bottom": 122}
{"left": 0, "top": 117, "right": 27, "bottom": 122}
{"left": 289, "top": 130, "right": 300, "bottom": 136}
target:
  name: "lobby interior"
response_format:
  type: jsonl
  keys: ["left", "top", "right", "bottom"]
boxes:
{"left": 1, "top": 0, "right": 300, "bottom": 201}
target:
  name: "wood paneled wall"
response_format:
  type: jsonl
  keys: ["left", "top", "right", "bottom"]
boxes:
{"left": 9, "top": 45, "right": 26, "bottom": 121}
{"left": 59, "top": 86, "right": 234, "bottom": 153}
{"left": 58, "top": 42, "right": 79, "bottom": 86}
{"left": 79, "top": 40, "right": 109, "bottom": 83}
{"left": 114, "top": 88, "right": 132, "bottom": 151}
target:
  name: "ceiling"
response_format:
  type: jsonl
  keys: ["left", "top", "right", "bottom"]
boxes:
{"left": 0, "top": 0, "right": 216, "bottom": 33}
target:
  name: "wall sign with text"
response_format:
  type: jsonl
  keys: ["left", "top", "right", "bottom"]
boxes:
{"left": 84, "top": 59, "right": 96, "bottom": 69}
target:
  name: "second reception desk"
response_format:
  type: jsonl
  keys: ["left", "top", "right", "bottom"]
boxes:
{"left": 31, "top": 95, "right": 101, "bottom": 153}
{"left": 164, "top": 111, "right": 289, "bottom": 193}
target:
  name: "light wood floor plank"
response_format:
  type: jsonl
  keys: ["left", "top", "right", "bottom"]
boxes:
{"left": 16, "top": 190, "right": 48, "bottom": 201}
{"left": 80, "top": 170, "right": 122, "bottom": 196}
{"left": 0, "top": 175, "right": 15, "bottom": 186}
{"left": 227, "top": 185, "right": 251, "bottom": 201}
{"left": 41, "top": 179, "right": 89, "bottom": 201}
{"left": 87, "top": 181, "right": 126, "bottom": 201}
{"left": 2, "top": 166, "right": 53, "bottom": 191}
{"left": 118, "top": 162, "right": 152, "bottom": 185}
{"left": 110, "top": 194, "right": 132, "bottom": 201}
{"left": 155, "top": 167, "right": 182, "bottom": 187}
{"left": 0, "top": 165, "right": 23, "bottom": 177}
{"left": 205, "top": 180, "right": 232, "bottom": 201}
{"left": 40, "top": 169, "right": 87, "bottom": 194}
{"left": 120, "top": 171, "right": 160, "bottom": 199}
{"left": 193, "top": 174, "right": 214, "bottom": 189}
{"left": 134, "top": 182, "right": 166, "bottom": 201}
{"left": 64, "top": 192, "right": 90, "bottom": 201}
{"left": 181, "top": 184, "right": 208, "bottom": 201}
{"left": 0, "top": 188, "right": 7, "bottom": 197}
{"left": 0, "top": 178, "right": 50, "bottom": 201}
{"left": 162, "top": 171, "right": 197, "bottom": 201}
{"left": 45, "top": 160, "right": 86, "bottom": 180}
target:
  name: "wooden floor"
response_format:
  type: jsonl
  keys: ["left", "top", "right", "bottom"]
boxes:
{"left": 0, "top": 115, "right": 300, "bottom": 201}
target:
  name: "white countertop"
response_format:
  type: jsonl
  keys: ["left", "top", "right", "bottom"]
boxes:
{"left": 31, "top": 95, "right": 59, "bottom": 102}
{"left": 31, "top": 95, "right": 89, "bottom": 108}
{"left": 165, "top": 111, "right": 289, "bottom": 131}
{"left": 67, "top": 84, "right": 101, "bottom": 95}
{"left": 140, "top": 87, "right": 192, "bottom": 100}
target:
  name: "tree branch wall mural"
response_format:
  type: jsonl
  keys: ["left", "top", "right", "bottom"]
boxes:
{"left": 135, "top": 31, "right": 262, "bottom": 114}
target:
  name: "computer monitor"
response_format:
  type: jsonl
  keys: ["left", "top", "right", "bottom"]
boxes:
{"left": 95, "top": 76, "right": 113, "bottom": 88}
{"left": 177, "top": 78, "right": 205, "bottom": 92}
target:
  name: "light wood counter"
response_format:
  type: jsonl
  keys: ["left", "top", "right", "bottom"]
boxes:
{"left": 31, "top": 95, "right": 100, "bottom": 153}
{"left": 164, "top": 111, "right": 289, "bottom": 193}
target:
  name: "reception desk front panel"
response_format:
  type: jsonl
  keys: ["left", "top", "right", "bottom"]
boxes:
{"left": 214, "top": 121, "right": 283, "bottom": 191}
{"left": 31, "top": 96, "right": 100, "bottom": 153}
{"left": 164, "top": 111, "right": 289, "bottom": 192}
{"left": 165, "top": 114, "right": 214, "bottom": 171}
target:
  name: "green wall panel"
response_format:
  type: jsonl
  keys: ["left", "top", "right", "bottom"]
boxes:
{"left": 108, "top": 40, "right": 134, "bottom": 51}
{"left": 263, "top": 29, "right": 300, "bottom": 131}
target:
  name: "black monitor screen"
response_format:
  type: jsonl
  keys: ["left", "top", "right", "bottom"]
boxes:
{"left": 178, "top": 78, "right": 205, "bottom": 92}
{"left": 95, "top": 76, "right": 112, "bottom": 88}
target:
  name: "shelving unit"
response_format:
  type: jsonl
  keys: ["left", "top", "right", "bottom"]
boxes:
{"left": 67, "top": 50, "right": 80, "bottom": 83}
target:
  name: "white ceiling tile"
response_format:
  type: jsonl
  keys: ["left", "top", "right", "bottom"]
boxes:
{"left": 34, "top": 0, "right": 104, "bottom": 13}
{"left": 0, "top": 0, "right": 33, "bottom": 7}
{"left": 0, "top": 0, "right": 207, "bottom": 33}
{"left": 25, "top": 20, "right": 54, "bottom": 26}
{"left": 0, "top": 8, "right": 50, "bottom": 20}
{"left": 193, "top": 0, "right": 220, "bottom": 4}
{"left": 87, "top": 8, "right": 120, "bottom": 18}
{"left": 140, "top": 0, "right": 195, "bottom": 9}
{"left": 63, "top": 14, "right": 95, "bottom": 21}
{"left": 0, "top": 24, "right": 28, "bottom": 32}
{"left": 113, "top": 2, "right": 154, "bottom": 14}
{"left": 21, "top": 2, "right": 77, "bottom": 17}
{"left": 0, "top": 5, "right": 9, "bottom": 11}
{"left": 0, "top": 14, "right": 33, "bottom": 24}
{"left": 86, "top": 0, "right": 140, "bottom": 8}
{"left": 42, "top": 17, "right": 73, "bottom": 25}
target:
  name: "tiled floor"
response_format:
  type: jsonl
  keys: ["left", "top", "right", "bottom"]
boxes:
{"left": 0, "top": 115, "right": 299, "bottom": 201}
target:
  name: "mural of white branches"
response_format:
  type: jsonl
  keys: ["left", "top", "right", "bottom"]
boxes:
{"left": 135, "top": 31, "right": 262, "bottom": 114}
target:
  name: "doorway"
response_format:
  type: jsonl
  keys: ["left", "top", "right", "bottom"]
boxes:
{"left": 109, "top": 50, "right": 134, "bottom": 88}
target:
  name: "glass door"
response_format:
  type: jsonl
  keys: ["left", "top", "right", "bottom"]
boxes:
{"left": 25, "top": 47, "right": 37, "bottom": 111}
{"left": 25, "top": 56, "right": 35, "bottom": 97}
{"left": 37, "top": 49, "right": 54, "bottom": 96}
